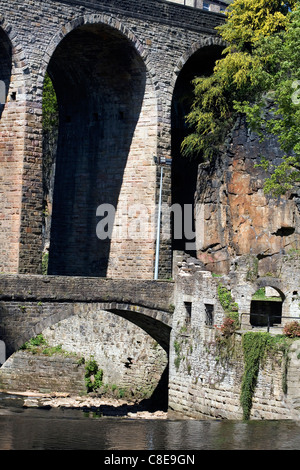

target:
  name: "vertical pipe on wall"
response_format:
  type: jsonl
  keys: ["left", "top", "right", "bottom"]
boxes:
{"left": 154, "top": 165, "right": 163, "bottom": 280}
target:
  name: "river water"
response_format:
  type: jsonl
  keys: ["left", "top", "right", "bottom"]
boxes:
{"left": 0, "top": 393, "right": 299, "bottom": 452}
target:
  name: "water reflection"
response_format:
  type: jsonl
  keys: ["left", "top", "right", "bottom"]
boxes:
{"left": 0, "top": 411, "right": 299, "bottom": 451}
{"left": 0, "top": 398, "right": 300, "bottom": 450}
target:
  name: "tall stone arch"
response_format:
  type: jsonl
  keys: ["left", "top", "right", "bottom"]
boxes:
{"left": 20, "top": 15, "right": 160, "bottom": 279}
{"left": 170, "top": 37, "right": 225, "bottom": 261}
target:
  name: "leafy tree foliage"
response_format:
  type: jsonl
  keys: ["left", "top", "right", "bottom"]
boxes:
{"left": 42, "top": 72, "right": 59, "bottom": 204}
{"left": 182, "top": 0, "right": 300, "bottom": 195}
{"left": 42, "top": 73, "right": 58, "bottom": 131}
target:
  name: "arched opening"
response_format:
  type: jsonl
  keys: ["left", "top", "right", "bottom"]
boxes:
{"left": 44, "top": 23, "right": 157, "bottom": 278}
{"left": 0, "top": 28, "right": 11, "bottom": 118}
{"left": 0, "top": 309, "right": 169, "bottom": 410}
{"left": 250, "top": 287, "right": 284, "bottom": 328}
{"left": 171, "top": 45, "right": 224, "bottom": 257}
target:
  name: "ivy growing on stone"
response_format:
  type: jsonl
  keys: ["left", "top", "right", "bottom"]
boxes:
{"left": 217, "top": 283, "right": 239, "bottom": 327}
{"left": 240, "top": 332, "right": 291, "bottom": 420}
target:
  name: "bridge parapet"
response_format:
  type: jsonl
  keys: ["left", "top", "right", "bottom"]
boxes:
{"left": 0, "top": 275, "right": 174, "bottom": 312}
{"left": 55, "top": 0, "right": 225, "bottom": 33}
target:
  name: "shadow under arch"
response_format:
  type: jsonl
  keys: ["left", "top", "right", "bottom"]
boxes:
{"left": 46, "top": 22, "right": 156, "bottom": 277}
{"left": 108, "top": 306, "right": 171, "bottom": 352}
{"left": 171, "top": 42, "right": 225, "bottom": 255}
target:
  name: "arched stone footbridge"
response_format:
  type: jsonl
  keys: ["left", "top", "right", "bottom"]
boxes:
{"left": 0, "top": 275, "right": 175, "bottom": 357}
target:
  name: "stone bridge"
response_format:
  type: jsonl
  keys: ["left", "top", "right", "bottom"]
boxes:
{"left": 0, "top": 0, "right": 225, "bottom": 281}
{"left": 0, "top": 274, "right": 175, "bottom": 357}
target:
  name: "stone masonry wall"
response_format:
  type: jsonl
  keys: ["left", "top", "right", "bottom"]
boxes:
{"left": 42, "top": 309, "right": 168, "bottom": 395}
{"left": 0, "top": 26, "right": 28, "bottom": 274}
{"left": 166, "top": 0, "right": 227, "bottom": 13}
{"left": 229, "top": 254, "right": 300, "bottom": 330}
{"left": 169, "top": 329, "right": 299, "bottom": 420}
{"left": 169, "top": 259, "right": 300, "bottom": 420}
{"left": 0, "top": 276, "right": 170, "bottom": 399}
{"left": 0, "top": 351, "right": 87, "bottom": 395}
{"left": 0, "top": 309, "right": 168, "bottom": 399}
{"left": 46, "top": 24, "right": 158, "bottom": 278}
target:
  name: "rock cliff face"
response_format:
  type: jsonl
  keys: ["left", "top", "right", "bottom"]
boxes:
{"left": 194, "top": 117, "right": 300, "bottom": 274}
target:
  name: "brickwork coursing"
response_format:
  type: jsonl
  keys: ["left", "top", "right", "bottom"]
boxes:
{"left": 0, "top": 273, "right": 169, "bottom": 399}
{"left": 0, "top": 0, "right": 224, "bottom": 278}
{"left": 0, "top": 351, "right": 87, "bottom": 395}
{"left": 229, "top": 254, "right": 300, "bottom": 330}
{"left": 169, "top": 332, "right": 298, "bottom": 420}
{"left": 2, "top": 1, "right": 298, "bottom": 420}
{"left": 42, "top": 308, "right": 168, "bottom": 396}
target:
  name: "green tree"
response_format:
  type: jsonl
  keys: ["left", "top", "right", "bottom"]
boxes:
{"left": 219, "top": 0, "right": 295, "bottom": 48}
{"left": 42, "top": 73, "right": 58, "bottom": 131}
{"left": 235, "top": 4, "right": 300, "bottom": 195}
{"left": 182, "top": 0, "right": 299, "bottom": 195}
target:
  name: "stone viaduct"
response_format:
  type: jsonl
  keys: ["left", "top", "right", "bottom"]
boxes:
{"left": 0, "top": 0, "right": 225, "bottom": 280}
{"left": 0, "top": 0, "right": 228, "bottom": 369}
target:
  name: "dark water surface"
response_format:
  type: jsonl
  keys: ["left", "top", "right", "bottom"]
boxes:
{"left": 0, "top": 393, "right": 299, "bottom": 451}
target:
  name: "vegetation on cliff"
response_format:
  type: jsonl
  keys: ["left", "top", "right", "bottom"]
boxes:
{"left": 182, "top": 0, "right": 300, "bottom": 195}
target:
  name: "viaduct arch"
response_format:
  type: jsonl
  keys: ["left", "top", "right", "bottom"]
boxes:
{"left": 45, "top": 20, "right": 158, "bottom": 278}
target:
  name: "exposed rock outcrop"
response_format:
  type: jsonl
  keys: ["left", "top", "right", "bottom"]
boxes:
{"left": 195, "top": 117, "right": 300, "bottom": 274}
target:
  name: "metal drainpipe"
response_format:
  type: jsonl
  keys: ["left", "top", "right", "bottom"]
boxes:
{"left": 154, "top": 165, "right": 163, "bottom": 280}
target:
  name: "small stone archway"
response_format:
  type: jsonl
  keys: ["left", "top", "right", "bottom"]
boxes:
{"left": 250, "top": 286, "right": 285, "bottom": 329}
